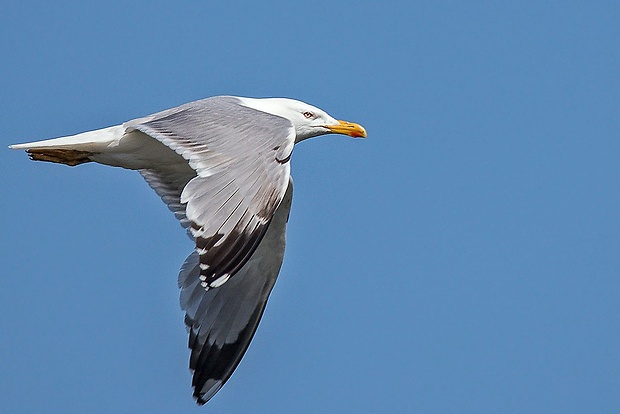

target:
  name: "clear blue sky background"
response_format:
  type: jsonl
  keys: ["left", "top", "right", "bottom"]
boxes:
{"left": 2, "top": 2, "right": 619, "bottom": 413}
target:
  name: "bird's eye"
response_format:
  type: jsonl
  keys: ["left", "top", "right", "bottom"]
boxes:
{"left": 303, "top": 111, "right": 315, "bottom": 119}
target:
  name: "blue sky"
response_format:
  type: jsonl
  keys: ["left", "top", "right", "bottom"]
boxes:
{"left": 2, "top": 1, "right": 619, "bottom": 413}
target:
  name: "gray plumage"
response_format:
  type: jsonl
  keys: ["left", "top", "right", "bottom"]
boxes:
{"left": 10, "top": 95, "right": 366, "bottom": 405}
{"left": 126, "top": 97, "right": 294, "bottom": 290}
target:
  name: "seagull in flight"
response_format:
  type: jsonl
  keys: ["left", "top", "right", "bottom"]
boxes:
{"left": 10, "top": 95, "right": 366, "bottom": 404}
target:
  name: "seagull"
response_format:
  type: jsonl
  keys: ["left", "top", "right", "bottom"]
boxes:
{"left": 10, "top": 95, "right": 366, "bottom": 405}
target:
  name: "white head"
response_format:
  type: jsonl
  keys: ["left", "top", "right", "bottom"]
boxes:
{"left": 237, "top": 97, "right": 367, "bottom": 142}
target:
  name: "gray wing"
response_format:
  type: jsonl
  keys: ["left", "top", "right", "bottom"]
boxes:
{"left": 138, "top": 168, "right": 193, "bottom": 232}
{"left": 178, "top": 179, "right": 293, "bottom": 404}
{"left": 127, "top": 96, "right": 295, "bottom": 289}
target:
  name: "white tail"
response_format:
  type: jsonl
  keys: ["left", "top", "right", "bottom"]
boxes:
{"left": 10, "top": 124, "right": 189, "bottom": 170}
{"left": 9, "top": 125, "right": 125, "bottom": 151}
{"left": 9, "top": 125, "right": 131, "bottom": 167}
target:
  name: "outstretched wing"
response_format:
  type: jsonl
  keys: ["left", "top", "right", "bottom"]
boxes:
{"left": 138, "top": 168, "right": 194, "bottom": 232}
{"left": 126, "top": 96, "right": 295, "bottom": 290}
{"left": 178, "top": 180, "right": 293, "bottom": 404}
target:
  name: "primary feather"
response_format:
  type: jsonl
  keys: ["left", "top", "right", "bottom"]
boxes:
{"left": 10, "top": 95, "right": 365, "bottom": 404}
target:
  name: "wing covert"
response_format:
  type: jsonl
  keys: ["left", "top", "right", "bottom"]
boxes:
{"left": 127, "top": 97, "right": 294, "bottom": 289}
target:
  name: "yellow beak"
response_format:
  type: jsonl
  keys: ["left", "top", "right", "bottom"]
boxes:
{"left": 325, "top": 120, "right": 367, "bottom": 138}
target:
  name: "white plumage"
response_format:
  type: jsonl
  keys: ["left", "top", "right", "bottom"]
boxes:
{"left": 10, "top": 95, "right": 366, "bottom": 405}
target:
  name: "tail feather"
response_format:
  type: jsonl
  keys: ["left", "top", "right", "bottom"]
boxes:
{"left": 9, "top": 125, "right": 124, "bottom": 151}
{"left": 9, "top": 125, "right": 125, "bottom": 166}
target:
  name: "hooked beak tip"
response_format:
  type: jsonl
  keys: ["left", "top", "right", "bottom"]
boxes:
{"left": 326, "top": 120, "right": 367, "bottom": 138}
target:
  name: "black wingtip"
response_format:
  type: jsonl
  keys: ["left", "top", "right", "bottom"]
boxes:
{"left": 195, "top": 394, "right": 208, "bottom": 406}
